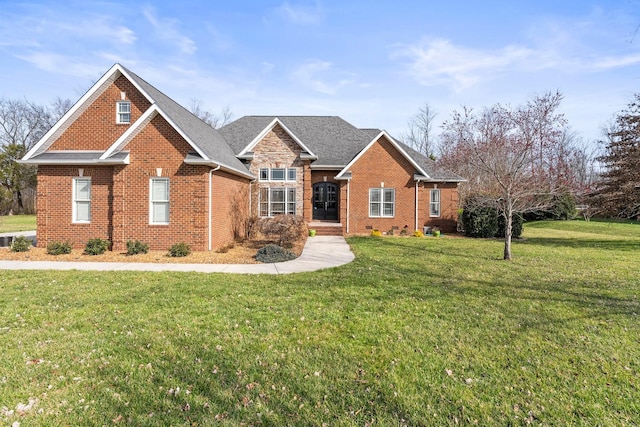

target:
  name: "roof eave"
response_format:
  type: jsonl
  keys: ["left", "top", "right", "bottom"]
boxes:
{"left": 184, "top": 157, "right": 255, "bottom": 180}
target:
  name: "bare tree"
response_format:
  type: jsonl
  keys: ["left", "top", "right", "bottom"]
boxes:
{"left": 189, "top": 99, "right": 233, "bottom": 129}
{"left": 402, "top": 104, "right": 437, "bottom": 159}
{"left": 440, "top": 91, "right": 576, "bottom": 260}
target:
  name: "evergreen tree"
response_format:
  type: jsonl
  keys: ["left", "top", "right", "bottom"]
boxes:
{"left": 594, "top": 94, "right": 640, "bottom": 219}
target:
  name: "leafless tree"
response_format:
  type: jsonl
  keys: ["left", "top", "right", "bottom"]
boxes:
{"left": 189, "top": 99, "right": 233, "bottom": 129}
{"left": 440, "top": 91, "right": 577, "bottom": 260}
{"left": 402, "top": 104, "right": 438, "bottom": 159}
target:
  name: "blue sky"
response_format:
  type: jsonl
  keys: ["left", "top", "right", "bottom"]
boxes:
{"left": 1, "top": 0, "right": 639, "bottom": 142}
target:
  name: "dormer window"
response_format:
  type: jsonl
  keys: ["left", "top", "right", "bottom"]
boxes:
{"left": 116, "top": 101, "right": 131, "bottom": 124}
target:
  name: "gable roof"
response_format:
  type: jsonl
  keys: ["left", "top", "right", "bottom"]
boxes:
{"left": 23, "top": 64, "right": 253, "bottom": 179}
{"left": 22, "top": 63, "right": 463, "bottom": 183}
{"left": 359, "top": 129, "right": 465, "bottom": 182}
{"left": 336, "top": 129, "right": 431, "bottom": 179}
{"left": 219, "top": 116, "right": 371, "bottom": 168}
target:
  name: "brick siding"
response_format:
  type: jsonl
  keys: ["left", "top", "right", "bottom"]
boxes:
{"left": 342, "top": 135, "right": 459, "bottom": 234}
{"left": 37, "top": 79, "right": 249, "bottom": 252}
{"left": 50, "top": 75, "right": 151, "bottom": 151}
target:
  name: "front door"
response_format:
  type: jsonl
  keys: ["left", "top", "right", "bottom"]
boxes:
{"left": 312, "top": 182, "right": 338, "bottom": 220}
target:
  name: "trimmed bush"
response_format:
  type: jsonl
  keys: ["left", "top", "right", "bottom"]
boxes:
{"left": 10, "top": 236, "right": 31, "bottom": 252}
{"left": 126, "top": 240, "right": 149, "bottom": 255}
{"left": 461, "top": 204, "right": 499, "bottom": 238}
{"left": 371, "top": 229, "right": 382, "bottom": 237}
{"left": 462, "top": 197, "right": 524, "bottom": 239}
{"left": 84, "top": 238, "right": 110, "bottom": 255}
{"left": 412, "top": 230, "right": 424, "bottom": 237}
{"left": 168, "top": 242, "right": 191, "bottom": 257}
{"left": 255, "top": 244, "right": 297, "bottom": 263}
{"left": 47, "top": 241, "right": 72, "bottom": 255}
{"left": 257, "top": 215, "right": 307, "bottom": 248}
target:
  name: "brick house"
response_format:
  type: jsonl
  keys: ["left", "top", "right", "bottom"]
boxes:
{"left": 22, "top": 64, "right": 464, "bottom": 252}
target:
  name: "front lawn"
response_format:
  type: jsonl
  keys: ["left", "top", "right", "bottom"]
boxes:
{"left": 0, "top": 214, "right": 36, "bottom": 233}
{"left": 0, "top": 220, "right": 638, "bottom": 425}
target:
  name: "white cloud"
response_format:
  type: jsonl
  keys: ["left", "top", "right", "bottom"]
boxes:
{"left": 292, "top": 60, "right": 356, "bottom": 95}
{"left": 16, "top": 52, "right": 108, "bottom": 78}
{"left": 143, "top": 7, "right": 196, "bottom": 55}
{"left": 392, "top": 38, "right": 534, "bottom": 91}
{"left": 274, "top": 1, "right": 325, "bottom": 25}
{"left": 393, "top": 33, "right": 640, "bottom": 92}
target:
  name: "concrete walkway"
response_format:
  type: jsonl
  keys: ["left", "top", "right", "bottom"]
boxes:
{"left": 0, "top": 235, "right": 355, "bottom": 274}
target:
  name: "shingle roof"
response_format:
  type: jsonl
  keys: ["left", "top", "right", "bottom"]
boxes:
{"left": 220, "top": 117, "right": 464, "bottom": 181}
{"left": 24, "top": 63, "right": 463, "bottom": 182}
{"left": 121, "top": 66, "right": 249, "bottom": 174}
{"left": 219, "top": 116, "right": 372, "bottom": 167}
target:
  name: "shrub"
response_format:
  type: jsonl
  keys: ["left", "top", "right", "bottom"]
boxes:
{"left": 524, "top": 193, "right": 577, "bottom": 221}
{"left": 10, "top": 236, "right": 31, "bottom": 252}
{"left": 255, "top": 244, "right": 297, "bottom": 263}
{"left": 412, "top": 230, "right": 424, "bottom": 237}
{"left": 168, "top": 242, "right": 191, "bottom": 257}
{"left": 551, "top": 192, "right": 577, "bottom": 220}
{"left": 47, "top": 241, "right": 72, "bottom": 255}
{"left": 126, "top": 240, "right": 149, "bottom": 255}
{"left": 496, "top": 213, "right": 524, "bottom": 239}
{"left": 84, "top": 238, "right": 110, "bottom": 255}
{"left": 257, "top": 215, "right": 307, "bottom": 247}
{"left": 399, "top": 227, "right": 409, "bottom": 236}
{"left": 462, "top": 197, "right": 524, "bottom": 239}
{"left": 371, "top": 229, "right": 382, "bottom": 237}
{"left": 461, "top": 204, "right": 499, "bottom": 238}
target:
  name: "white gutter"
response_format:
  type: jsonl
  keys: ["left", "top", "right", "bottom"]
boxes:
{"left": 208, "top": 165, "right": 221, "bottom": 251}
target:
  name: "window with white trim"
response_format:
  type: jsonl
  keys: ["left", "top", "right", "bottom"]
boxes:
{"left": 430, "top": 189, "right": 441, "bottom": 217}
{"left": 258, "top": 167, "right": 297, "bottom": 182}
{"left": 369, "top": 188, "right": 395, "bottom": 217}
{"left": 73, "top": 178, "right": 91, "bottom": 223}
{"left": 116, "top": 101, "right": 131, "bottom": 124}
{"left": 150, "top": 178, "right": 169, "bottom": 224}
{"left": 259, "top": 187, "right": 296, "bottom": 217}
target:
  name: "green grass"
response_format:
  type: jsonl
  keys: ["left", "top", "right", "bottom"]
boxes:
{"left": 0, "top": 214, "right": 36, "bottom": 233}
{"left": 1, "top": 220, "right": 638, "bottom": 425}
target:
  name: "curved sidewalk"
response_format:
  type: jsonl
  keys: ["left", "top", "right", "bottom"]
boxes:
{"left": 0, "top": 236, "right": 354, "bottom": 274}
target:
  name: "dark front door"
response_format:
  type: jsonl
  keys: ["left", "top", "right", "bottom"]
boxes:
{"left": 312, "top": 182, "right": 338, "bottom": 220}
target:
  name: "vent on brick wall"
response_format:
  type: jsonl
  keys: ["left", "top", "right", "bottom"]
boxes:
{"left": 365, "top": 225, "right": 373, "bottom": 230}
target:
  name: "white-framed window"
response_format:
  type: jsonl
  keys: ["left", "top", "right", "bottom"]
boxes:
{"left": 150, "top": 178, "right": 169, "bottom": 224}
{"left": 72, "top": 178, "right": 91, "bottom": 223}
{"left": 259, "top": 187, "right": 296, "bottom": 217}
{"left": 258, "top": 167, "right": 297, "bottom": 182}
{"left": 116, "top": 101, "right": 131, "bottom": 124}
{"left": 369, "top": 188, "right": 395, "bottom": 217}
{"left": 430, "top": 189, "right": 441, "bottom": 217}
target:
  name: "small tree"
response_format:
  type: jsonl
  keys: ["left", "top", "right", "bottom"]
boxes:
{"left": 188, "top": 99, "right": 233, "bottom": 129}
{"left": 257, "top": 215, "right": 307, "bottom": 248}
{"left": 440, "top": 91, "right": 576, "bottom": 260}
{"left": 402, "top": 103, "right": 438, "bottom": 159}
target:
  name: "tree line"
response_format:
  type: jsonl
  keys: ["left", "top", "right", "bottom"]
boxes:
{"left": 402, "top": 92, "right": 639, "bottom": 259}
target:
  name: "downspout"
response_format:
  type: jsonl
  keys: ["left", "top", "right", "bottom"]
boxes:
{"left": 346, "top": 178, "right": 351, "bottom": 234}
{"left": 415, "top": 181, "right": 419, "bottom": 232}
{"left": 208, "top": 165, "right": 221, "bottom": 251}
